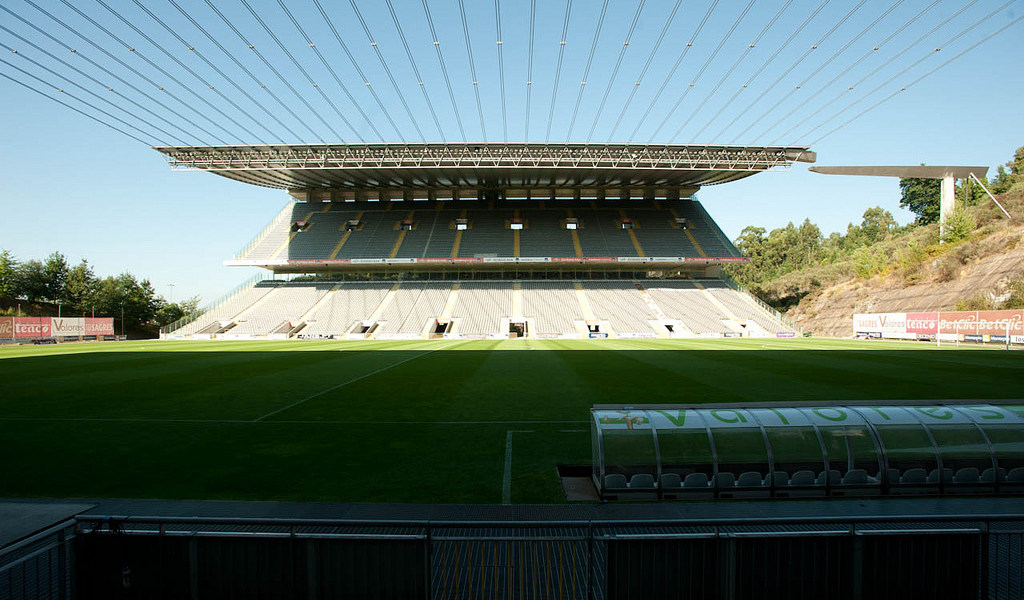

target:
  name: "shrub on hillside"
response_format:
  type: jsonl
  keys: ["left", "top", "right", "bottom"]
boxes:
{"left": 942, "top": 208, "right": 977, "bottom": 243}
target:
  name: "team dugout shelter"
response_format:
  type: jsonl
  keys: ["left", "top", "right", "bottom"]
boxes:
{"left": 592, "top": 402, "right": 1024, "bottom": 500}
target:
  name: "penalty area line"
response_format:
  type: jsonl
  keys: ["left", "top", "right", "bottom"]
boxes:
{"left": 253, "top": 341, "right": 462, "bottom": 422}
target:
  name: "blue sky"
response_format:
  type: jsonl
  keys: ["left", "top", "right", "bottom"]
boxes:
{"left": 1, "top": 0, "right": 1022, "bottom": 305}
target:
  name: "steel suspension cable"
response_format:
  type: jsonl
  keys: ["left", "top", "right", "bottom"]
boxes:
{"left": 200, "top": 0, "right": 325, "bottom": 142}
{"left": 68, "top": 0, "right": 234, "bottom": 143}
{"left": 671, "top": 0, "right": 791, "bottom": 142}
{"left": 799, "top": 2, "right": 1017, "bottom": 144}
{"left": 565, "top": 0, "right": 610, "bottom": 139}
{"left": 0, "top": 26, "right": 191, "bottom": 144}
{"left": 494, "top": 0, "right": 507, "bottom": 140}
{"left": 524, "top": 0, "right": 536, "bottom": 141}
{"left": 809, "top": 13, "right": 1024, "bottom": 147}
{"left": 275, "top": 0, "right": 383, "bottom": 142}
{"left": 20, "top": 0, "right": 225, "bottom": 144}
{"left": 585, "top": 0, "right": 645, "bottom": 142}
{"left": 626, "top": 0, "right": 719, "bottom": 142}
{"left": 421, "top": 0, "right": 467, "bottom": 141}
{"left": 457, "top": 0, "right": 487, "bottom": 141}
{"left": 606, "top": 0, "right": 681, "bottom": 142}
{"left": 748, "top": 0, "right": 908, "bottom": 143}
{"left": 727, "top": 0, "right": 869, "bottom": 144}
{"left": 311, "top": 0, "right": 403, "bottom": 142}
{"left": 777, "top": 0, "right": 981, "bottom": 144}
{"left": 382, "top": 0, "right": 445, "bottom": 139}
{"left": 128, "top": 0, "right": 276, "bottom": 143}
{"left": 0, "top": 61, "right": 165, "bottom": 145}
{"left": 93, "top": 0, "right": 268, "bottom": 144}
{"left": 1, "top": 8, "right": 201, "bottom": 143}
{"left": 544, "top": 0, "right": 573, "bottom": 142}
{"left": 648, "top": 0, "right": 756, "bottom": 142}
{"left": 235, "top": 0, "right": 351, "bottom": 141}
{"left": 165, "top": 0, "right": 303, "bottom": 142}
{"left": 768, "top": 0, "right": 942, "bottom": 145}
{"left": 705, "top": 0, "right": 831, "bottom": 142}
{"left": 347, "top": 0, "right": 428, "bottom": 142}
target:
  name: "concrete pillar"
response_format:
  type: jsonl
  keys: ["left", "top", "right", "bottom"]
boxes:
{"left": 939, "top": 174, "right": 955, "bottom": 239}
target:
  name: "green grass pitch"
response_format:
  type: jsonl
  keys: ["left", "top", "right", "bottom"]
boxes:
{"left": 1, "top": 338, "right": 1021, "bottom": 504}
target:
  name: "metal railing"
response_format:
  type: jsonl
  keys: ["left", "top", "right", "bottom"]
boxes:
{"left": 720, "top": 272, "right": 803, "bottom": 334}
{"left": 159, "top": 273, "right": 269, "bottom": 335}
{"left": 233, "top": 201, "right": 295, "bottom": 260}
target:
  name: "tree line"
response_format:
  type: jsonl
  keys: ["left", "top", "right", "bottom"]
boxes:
{"left": 0, "top": 250, "right": 200, "bottom": 329}
{"left": 728, "top": 146, "right": 1023, "bottom": 294}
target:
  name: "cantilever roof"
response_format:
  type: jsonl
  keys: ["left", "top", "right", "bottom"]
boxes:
{"left": 155, "top": 143, "right": 815, "bottom": 191}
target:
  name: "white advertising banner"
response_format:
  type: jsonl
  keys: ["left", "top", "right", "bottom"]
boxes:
{"left": 852, "top": 313, "right": 907, "bottom": 335}
{"left": 50, "top": 317, "right": 85, "bottom": 337}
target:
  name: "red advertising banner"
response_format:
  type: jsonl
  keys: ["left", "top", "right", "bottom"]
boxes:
{"left": 14, "top": 317, "right": 51, "bottom": 338}
{"left": 976, "top": 310, "right": 1024, "bottom": 336}
{"left": 906, "top": 312, "right": 939, "bottom": 334}
{"left": 938, "top": 311, "right": 976, "bottom": 335}
{"left": 0, "top": 316, "right": 12, "bottom": 338}
{"left": 85, "top": 318, "right": 114, "bottom": 336}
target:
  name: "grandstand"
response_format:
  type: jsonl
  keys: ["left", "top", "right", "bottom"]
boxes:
{"left": 161, "top": 143, "right": 810, "bottom": 340}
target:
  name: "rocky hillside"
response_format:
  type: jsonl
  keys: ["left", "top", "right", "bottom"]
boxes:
{"left": 762, "top": 184, "right": 1024, "bottom": 337}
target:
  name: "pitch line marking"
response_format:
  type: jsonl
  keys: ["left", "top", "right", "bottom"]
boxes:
{"left": 254, "top": 341, "right": 462, "bottom": 422}
{"left": 502, "top": 429, "right": 533, "bottom": 505}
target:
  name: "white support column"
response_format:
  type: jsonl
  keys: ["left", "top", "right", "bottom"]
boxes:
{"left": 939, "top": 174, "right": 955, "bottom": 240}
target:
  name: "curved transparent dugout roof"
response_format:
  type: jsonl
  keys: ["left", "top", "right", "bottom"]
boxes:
{"left": 591, "top": 404, "right": 1024, "bottom": 495}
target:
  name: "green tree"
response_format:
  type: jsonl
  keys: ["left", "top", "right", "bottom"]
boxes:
{"left": 0, "top": 250, "right": 17, "bottom": 298}
{"left": 942, "top": 207, "right": 977, "bottom": 243}
{"left": 94, "top": 273, "right": 160, "bottom": 328}
{"left": 63, "top": 259, "right": 99, "bottom": 313}
{"left": 42, "top": 251, "right": 69, "bottom": 303}
{"left": 16, "top": 260, "right": 48, "bottom": 301}
{"left": 155, "top": 295, "right": 202, "bottom": 327}
{"left": 898, "top": 177, "right": 941, "bottom": 224}
{"left": 859, "top": 207, "right": 897, "bottom": 244}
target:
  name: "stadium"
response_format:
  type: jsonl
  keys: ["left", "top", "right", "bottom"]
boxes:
{"left": 1, "top": 1, "right": 1023, "bottom": 598}
{"left": 158, "top": 143, "right": 810, "bottom": 341}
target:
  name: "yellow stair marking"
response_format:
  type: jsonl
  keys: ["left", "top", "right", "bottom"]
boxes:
{"left": 671, "top": 208, "right": 706, "bottom": 256}
{"left": 296, "top": 284, "right": 341, "bottom": 324}
{"left": 328, "top": 211, "right": 362, "bottom": 259}
{"left": 270, "top": 211, "right": 315, "bottom": 259}
{"left": 321, "top": 203, "right": 331, "bottom": 213}
{"left": 389, "top": 211, "right": 414, "bottom": 258}
{"left": 233, "top": 285, "right": 281, "bottom": 322}
{"left": 684, "top": 229, "right": 706, "bottom": 257}
{"left": 512, "top": 282, "right": 523, "bottom": 317}
{"left": 512, "top": 209, "right": 521, "bottom": 257}
{"left": 366, "top": 284, "right": 401, "bottom": 331}
{"left": 694, "top": 282, "right": 742, "bottom": 328}
{"left": 653, "top": 200, "right": 662, "bottom": 210}
{"left": 450, "top": 209, "right": 467, "bottom": 258}
{"left": 621, "top": 209, "right": 645, "bottom": 257}
{"left": 573, "top": 283, "right": 597, "bottom": 320}
{"left": 567, "top": 209, "right": 583, "bottom": 257}
{"left": 441, "top": 284, "right": 460, "bottom": 319}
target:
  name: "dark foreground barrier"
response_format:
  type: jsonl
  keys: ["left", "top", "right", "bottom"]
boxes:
{"left": 3, "top": 497, "right": 1023, "bottom": 599}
